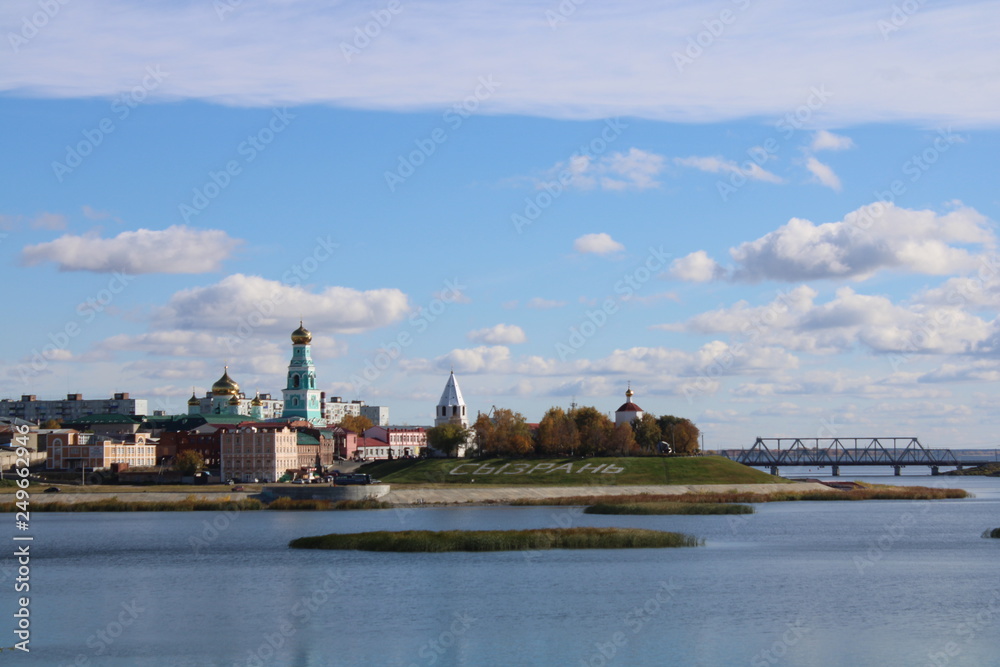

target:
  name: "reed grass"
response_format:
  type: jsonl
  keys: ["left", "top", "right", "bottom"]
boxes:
{"left": 0, "top": 495, "right": 391, "bottom": 512}
{"left": 585, "top": 502, "right": 754, "bottom": 515}
{"left": 289, "top": 527, "right": 703, "bottom": 552}
{"left": 266, "top": 497, "right": 391, "bottom": 511}
{"left": 509, "top": 486, "right": 966, "bottom": 506}
{"left": 0, "top": 495, "right": 265, "bottom": 512}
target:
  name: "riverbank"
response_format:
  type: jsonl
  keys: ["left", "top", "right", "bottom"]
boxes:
{"left": 384, "top": 482, "right": 833, "bottom": 505}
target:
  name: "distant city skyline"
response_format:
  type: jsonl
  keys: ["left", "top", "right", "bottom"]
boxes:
{"left": 3, "top": 1, "right": 1000, "bottom": 447}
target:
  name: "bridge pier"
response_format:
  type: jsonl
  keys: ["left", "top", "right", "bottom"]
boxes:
{"left": 769, "top": 466, "right": 779, "bottom": 476}
{"left": 831, "top": 465, "right": 840, "bottom": 477}
{"left": 893, "top": 465, "right": 902, "bottom": 476}
{"left": 931, "top": 466, "right": 939, "bottom": 476}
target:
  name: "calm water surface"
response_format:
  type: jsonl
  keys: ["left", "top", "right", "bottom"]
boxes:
{"left": 8, "top": 475, "right": 1000, "bottom": 666}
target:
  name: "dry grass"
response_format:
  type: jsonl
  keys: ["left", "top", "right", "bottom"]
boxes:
{"left": 289, "top": 527, "right": 703, "bottom": 551}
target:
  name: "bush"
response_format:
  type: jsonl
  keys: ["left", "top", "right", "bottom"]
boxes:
{"left": 585, "top": 502, "right": 754, "bottom": 515}
{"left": 289, "top": 527, "right": 703, "bottom": 552}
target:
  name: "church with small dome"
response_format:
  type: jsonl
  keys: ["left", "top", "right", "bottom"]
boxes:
{"left": 614, "top": 384, "right": 644, "bottom": 425}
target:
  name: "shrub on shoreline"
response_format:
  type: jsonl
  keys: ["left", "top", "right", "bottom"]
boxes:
{"left": 289, "top": 527, "right": 703, "bottom": 552}
{"left": 0, "top": 495, "right": 391, "bottom": 512}
{"left": 510, "top": 486, "right": 967, "bottom": 506}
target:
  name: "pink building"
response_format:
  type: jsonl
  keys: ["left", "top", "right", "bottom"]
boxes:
{"left": 357, "top": 426, "right": 426, "bottom": 460}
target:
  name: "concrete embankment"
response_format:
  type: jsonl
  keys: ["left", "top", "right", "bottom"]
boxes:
{"left": 22, "top": 482, "right": 831, "bottom": 506}
{"left": 385, "top": 482, "right": 833, "bottom": 505}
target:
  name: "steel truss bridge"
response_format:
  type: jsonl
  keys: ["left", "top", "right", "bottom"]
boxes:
{"left": 731, "top": 437, "right": 967, "bottom": 476}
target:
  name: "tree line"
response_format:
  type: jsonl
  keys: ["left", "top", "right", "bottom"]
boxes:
{"left": 426, "top": 406, "right": 700, "bottom": 458}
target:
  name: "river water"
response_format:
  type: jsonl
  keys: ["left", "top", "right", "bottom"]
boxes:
{"left": 8, "top": 474, "right": 1000, "bottom": 666}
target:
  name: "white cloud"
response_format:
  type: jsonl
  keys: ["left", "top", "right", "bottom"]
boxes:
{"left": 468, "top": 324, "right": 527, "bottom": 345}
{"left": 154, "top": 274, "right": 410, "bottom": 334}
{"left": 667, "top": 284, "right": 994, "bottom": 357}
{"left": 805, "top": 157, "right": 842, "bottom": 191}
{"left": 4, "top": 3, "right": 998, "bottom": 127}
{"left": 436, "top": 346, "right": 512, "bottom": 374}
{"left": 669, "top": 250, "right": 722, "bottom": 282}
{"left": 573, "top": 233, "right": 625, "bottom": 255}
{"left": 526, "top": 297, "right": 566, "bottom": 309}
{"left": 674, "top": 156, "right": 783, "bottom": 184}
{"left": 541, "top": 148, "right": 664, "bottom": 191}
{"left": 810, "top": 130, "right": 855, "bottom": 152}
{"left": 20, "top": 225, "right": 242, "bottom": 273}
{"left": 677, "top": 203, "right": 993, "bottom": 283}
{"left": 30, "top": 212, "right": 68, "bottom": 230}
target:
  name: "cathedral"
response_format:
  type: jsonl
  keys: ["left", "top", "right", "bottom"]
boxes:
{"left": 188, "top": 322, "right": 326, "bottom": 426}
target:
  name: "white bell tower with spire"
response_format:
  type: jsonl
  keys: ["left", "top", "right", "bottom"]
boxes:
{"left": 435, "top": 370, "right": 468, "bottom": 428}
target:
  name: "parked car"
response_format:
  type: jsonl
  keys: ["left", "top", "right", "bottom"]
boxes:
{"left": 44, "top": 487, "right": 61, "bottom": 493}
{"left": 232, "top": 485, "right": 246, "bottom": 492}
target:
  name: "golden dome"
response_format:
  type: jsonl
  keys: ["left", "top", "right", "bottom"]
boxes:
{"left": 187, "top": 392, "right": 200, "bottom": 406}
{"left": 291, "top": 321, "right": 312, "bottom": 345}
{"left": 212, "top": 367, "right": 240, "bottom": 396}
{"left": 250, "top": 393, "right": 263, "bottom": 407}
{"left": 228, "top": 395, "right": 240, "bottom": 406}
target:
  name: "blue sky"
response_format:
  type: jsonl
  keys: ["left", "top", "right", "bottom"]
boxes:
{"left": 3, "top": 0, "right": 1000, "bottom": 448}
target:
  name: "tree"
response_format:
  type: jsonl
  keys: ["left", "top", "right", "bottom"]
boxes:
{"left": 475, "top": 408, "right": 532, "bottom": 457}
{"left": 425, "top": 422, "right": 471, "bottom": 458}
{"left": 571, "top": 406, "right": 614, "bottom": 457}
{"left": 656, "top": 415, "right": 701, "bottom": 455}
{"left": 536, "top": 407, "right": 580, "bottom": 457}
{"left": 472, "top": 413, "right": 494, "bottom": 457}
{"left": 339, "top": 414, "right": 374, "bottom": 434}
{"left": 609, "top": 423, "right": 639, "bottom": 456}
{"left": 40, "top": 418, "right": 62, "bottom": 430}
{"left": 632, "top": 413, "right": 662, "bottom": 453}
{"left": 173, "top": 450, "right": 205, "bottom": 475}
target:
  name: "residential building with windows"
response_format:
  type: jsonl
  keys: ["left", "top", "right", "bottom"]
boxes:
{"left": 219, "top": 423, "right": 298, "bottom": 483}
{"left": 0, "top": 393, "right": 147, "bottom": 422}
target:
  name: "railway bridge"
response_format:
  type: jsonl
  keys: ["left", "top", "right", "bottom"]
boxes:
{"left": 730, "top": 437, "right": 968, "bottom": 476}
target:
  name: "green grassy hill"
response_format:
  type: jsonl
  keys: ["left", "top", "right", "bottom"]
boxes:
{"left": 358, "top": 456, "right": 787, "bottom": 487}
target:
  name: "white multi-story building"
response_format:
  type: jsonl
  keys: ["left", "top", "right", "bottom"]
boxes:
{"left": 358, "top": 426, "right": 426, "bottom": 459}
{"left": 361, "top": 405, "right": 389, "bottom": 427}
{"left": 0, "top": 393, "right": 148, "bottom": 422}
{"left": 219, "top": 424, "right": 298, "bottom": 483}
{"left": 323, "top": 397, "right": 363, "bottom": 424}
{"left": 45, "top": 431, "right": 157, "bottom": 470}
{"left": 323, "top": 398, "right": 389, "bottom": 426}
